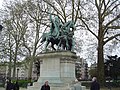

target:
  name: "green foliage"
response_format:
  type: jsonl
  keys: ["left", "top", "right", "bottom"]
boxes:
{"left": 89, "top": 68, "right": 97, "bottom": 78}
{"left": 0, "top": 82, "right": 4, "bottom": 87}
{"left": 105, "top": 55, "right": 120, "bottom": 80}
{"left": 12, "top": 80, "right": 33, "bottom": 88}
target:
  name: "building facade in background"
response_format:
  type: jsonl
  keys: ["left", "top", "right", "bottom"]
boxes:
{"left": 0, "top": 62, "right": 38, "bottom": 80}
{"left": 0, "top": 57, "right": 90, "bottom": 81}
{"left": 75, "top": 57, "right": 89, "bottom": 80}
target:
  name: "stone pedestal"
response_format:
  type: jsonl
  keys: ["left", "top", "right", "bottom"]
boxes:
{"left": 27, "top": 51, "right": 86, "bottom": 90}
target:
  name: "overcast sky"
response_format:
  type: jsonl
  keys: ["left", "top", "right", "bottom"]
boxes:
{"left": 0, "top": 0, "right": 3, "bottom": 8}
{"left": 0, "top": 0, "right": 119, "bottom": 66}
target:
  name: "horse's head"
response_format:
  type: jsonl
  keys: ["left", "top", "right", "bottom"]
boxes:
{"left": 61, "top": 21, "right": 76, "bottom": 34}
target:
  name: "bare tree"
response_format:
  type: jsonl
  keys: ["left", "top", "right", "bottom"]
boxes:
{"left": 21, "top": 0, "right": 48, "bottom": 80}
{"left": 42, "top": 0, "right": 80, "bottom": 23}
{"left": 1, "top": 0, "right": 28, "bottom": 78}
{"left": 78, "top": 0, "right": 120, "bottom": 84}
{"left": 1, "top": 0, "right": 48, "bottom": 80}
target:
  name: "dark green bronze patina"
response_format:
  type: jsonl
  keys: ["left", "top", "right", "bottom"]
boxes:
{"left": 41, "top": 14, "right": 75, "bottom": 51}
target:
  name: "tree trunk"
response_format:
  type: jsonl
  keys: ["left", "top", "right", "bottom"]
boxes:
{"left": 28, "top": 57, "right": 34, "bottom": 81}
{"left": 8, "top": 48, "right": 12, "bottom": 79}
{"left": 97, "top": 39, "right": 105, "bottom": 85}
{"left": 97, "top": 8, "right": 105, "bottom": 85}
{"left": 13, "top": 58, "right": 17, "bottom": 79}
{"left": 8, "top": 35, "right": 12, "bottom": 79}
{"left": 13, "top": 44, "right": 18, "bottom": 78}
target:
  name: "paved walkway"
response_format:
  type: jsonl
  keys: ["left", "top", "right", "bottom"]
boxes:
{"left": 0, "top": 87, "right": 89, "bottom": 90}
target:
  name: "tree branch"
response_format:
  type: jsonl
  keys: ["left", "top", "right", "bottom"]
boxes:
{"left": 107, "top": 26, "right": 120, "bottom": 29}
{"left": 75, "top": 0, "right": 80, "bottom": 24}
{"left": 115, "top": 37, "right": 120, "bottom": 42}
{"left": 78, "top": 17, "right": 98, "bottom": 39}
{"left": 104, "top": 14, "right": 120, "bottom": 30}
{"left": 106, "top": 0, "right": 118, "bottom": 10}
{"left": 95, "top": 0, "right": 99, "bottom": 11}
{"left": 54, "top": 0, "right": 66, "bottom": 22}
{"left": 101, "top": 0, "right": 110, "bottom": 17}
{"left": 43, "top": 0, "right": 64, "bottom": 20}
{"left": 104, "top": 33, "right": 120, "bottom": 45}
{"left": 72, "top": 0, "right": 74, "bottom": 21}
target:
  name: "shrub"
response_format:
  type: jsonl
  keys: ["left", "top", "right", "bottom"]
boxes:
{"left": 12, "top": 80, "right": 33, "bottom": 88}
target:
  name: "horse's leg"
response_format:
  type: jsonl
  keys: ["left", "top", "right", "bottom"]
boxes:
{"left": 61, "top": 39, "right": 66, "bottom": 50}
{"left": 69, "top": 42, "right": 71, "bottom": 51}
{"left": 63, "top": 44, "right": 66, "bottom": 50}
{"left": 57, "top": 39, "right": 62, "bottom": 50}
{"left": 71, "top": 39, "right": 75, "bottom": 51}
{"left": 65, "top": 37, "right": 69, "bottom": 50}
{"left": 51, "top": 43, "right": 56, "bottom": 50}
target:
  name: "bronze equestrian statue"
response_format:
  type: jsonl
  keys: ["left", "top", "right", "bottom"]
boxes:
{"left": 41, "top": 14, "right": 75, "bottom": 51}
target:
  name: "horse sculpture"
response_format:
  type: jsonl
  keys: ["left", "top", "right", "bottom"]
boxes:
{"left": 40, "top": 20, "right": 75, "bottom": 51}
{"left": 40, "top": 33, "right": 60, "bottom": 51}
{"left": 57, "top": 21, "right": 75, "bottom": 51}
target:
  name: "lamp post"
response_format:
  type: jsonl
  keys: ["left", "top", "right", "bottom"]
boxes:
{"left": 17, "top": 68, "right": 19, "bottom": 80}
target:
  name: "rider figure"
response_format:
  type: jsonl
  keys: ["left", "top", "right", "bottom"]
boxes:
{"left": 49, "top": 14, "right": 62, "bottom": 39}
{"left": 59, "top": 21, "right": 75, "bottom": 50}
